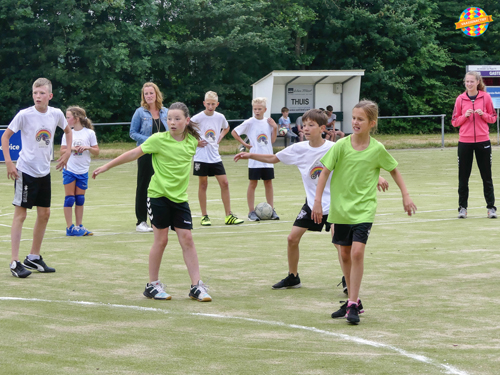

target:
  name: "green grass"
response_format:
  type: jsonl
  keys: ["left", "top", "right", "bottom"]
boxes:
{"left": 1, "top": 146, "right": 500, "bottom": 374}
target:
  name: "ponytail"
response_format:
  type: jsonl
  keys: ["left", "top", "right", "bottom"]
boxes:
{"left": 66, "top": 106, "right": 94, "bottom": 130}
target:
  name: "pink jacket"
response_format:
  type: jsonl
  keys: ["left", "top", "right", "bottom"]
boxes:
{"left": 452, "top": 91, "right": 497, "bottom": 143}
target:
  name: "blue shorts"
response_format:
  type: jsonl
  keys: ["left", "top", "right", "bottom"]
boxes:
{"left": 63, "top": 169, "right": 88, "bottom": 190}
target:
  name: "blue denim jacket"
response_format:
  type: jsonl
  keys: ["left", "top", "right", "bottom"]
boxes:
{"left": 129, "top": 107, "right": 169, "bottom": 145}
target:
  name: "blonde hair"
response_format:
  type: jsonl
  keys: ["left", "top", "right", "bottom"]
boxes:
{"left": 33, "top": 78, "right": 52, "bottom": 93}
{"left": 141, "top": 82, "right": 163, "bottom": 110}
{"left": 464, "top": 71, "right": 486, "bottom": 91}
{"left": 205, "top": 91, "right": 218, "bottom": 101}
{"left": 252, "top": 97, "right": 267, "bottom": 107}
{"left": 168, "top": 102, "right": 200, "bottom": 141}
{"left": 354, "top": 100, "right": 379, "bottom": 132}
{"left": 66, "top": 106, "right": 94, "bottom": 130}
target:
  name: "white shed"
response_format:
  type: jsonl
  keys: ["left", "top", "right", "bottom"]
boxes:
{"left": 252, "top": 70, "right": 364, "bottom": 133}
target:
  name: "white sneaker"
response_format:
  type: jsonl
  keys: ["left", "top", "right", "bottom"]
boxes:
{"left": 488, "top": 208, "right": 497, "bottom": 219}
{"left": 136, "top": 221, "right": 153, "bottom": 232}
{"left": 189, "top": 280, "right": 212, "bottom": 302}
{"left": 458, "top": 207, "right": 467, "bottom": 219}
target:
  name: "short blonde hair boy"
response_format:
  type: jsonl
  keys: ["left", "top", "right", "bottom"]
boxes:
{"left": 252, "top": 97, "right": 267, "bottom": 107}
{"left": 205, "top": 91, "right": 218, "bottom": 101}
{"left": 33, "top": 78, "right": 52, "bottom": 93}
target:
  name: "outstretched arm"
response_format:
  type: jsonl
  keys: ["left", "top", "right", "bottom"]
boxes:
{"left": 389, "top": 168, "right": 417, "bottom": 216}
{"left": 92, "top": 146, "right": 144, "bottom": 179}
{"left": 234, "top": 152, "right": 279, "bottom": 164}
{"left": 312, "top": 167, "right": 332, "bottom": 224}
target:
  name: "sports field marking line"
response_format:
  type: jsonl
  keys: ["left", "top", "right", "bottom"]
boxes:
{"left": 0, "top": 297, "right": 469, "bottom": 375}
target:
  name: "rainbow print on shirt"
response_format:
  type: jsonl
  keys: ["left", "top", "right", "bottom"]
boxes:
{"left": 205, "top": 129, "right": 216, "bottom": 142}
{"left": 257, "top": 134, "right": 268, "bottom": 145}
{"left": 310, "top": 166, "right": 323, "bottom": 180}
{"left": 35, "top": 129, "right": 51, "bottom": 146}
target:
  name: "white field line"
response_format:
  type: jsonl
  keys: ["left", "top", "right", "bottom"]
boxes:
{"left": 0, "top": 297, "right": 469, "bottom": 375}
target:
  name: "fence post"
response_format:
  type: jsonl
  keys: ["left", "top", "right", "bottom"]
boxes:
{"left": 441, "top": 114, "right": 445, "bottom": 149}
{"left": 497, "top": 109, "right": 499, "bottom": 146}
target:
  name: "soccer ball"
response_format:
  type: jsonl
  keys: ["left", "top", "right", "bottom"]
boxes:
{"left": 255, "top": 202, "right": 273, "bottom": 220}
{"left": 278, "top": 127, "right": 288, "bottom": 136}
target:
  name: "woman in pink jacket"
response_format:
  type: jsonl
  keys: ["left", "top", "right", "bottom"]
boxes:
{"left": 452, "top": 71, "right": 498, "bottom": 219}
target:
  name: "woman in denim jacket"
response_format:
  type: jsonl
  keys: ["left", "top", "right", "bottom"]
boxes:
{"left": 130, "top": 82, "right": 168, "bottom": 232}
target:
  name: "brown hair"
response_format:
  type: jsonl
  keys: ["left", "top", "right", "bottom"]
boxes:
{"left": 33, "top": 78, "right": 52, "bottom": 93}
{"left": 302, "top": 109, "right": 328, "bottom": 126}
{"left": 464, "top": 71, "right": 486, "bottom": 91}
{"left": 281, "top": 107, "right": 289, "bottom": 113}
{"left": 66, "top": 105, "right": 94, "bottom": 130}
{"left": 353, "top": 100, "right": 379, "bottom": 132}
{"left": 168, "top": 102, "right": 200, "bottom": 141}
{"left": 141, "top": 82, "right": 164, "bottom": 110}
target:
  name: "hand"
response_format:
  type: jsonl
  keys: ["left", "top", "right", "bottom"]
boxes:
{"left": 92, "top": 165, "right": 108, "bottom": 179}
{"left": 403, "top": 195, "right": 417, "bottom": 216}
{"left": 377, "top": 177, "right": 389, "bottom": 192}
{"left": 465, "top": 109, "right": 474, "bottom": 117}
{"left": 75, "top": 145, "right": 88, "bottom": 154}
{"left": 311, "top": 201, "right": 323, "bottom": 224}
{"left": 234, "top": 152, "right": 251, "bottom": 162}
{"left": 245, "top": 143, "right": 252, "bottom": 149}
{"left": 475, "top": 109, "right": 484, "bottom": 116}
{"left": 198, "top": 139, "right": 208, "bottom": 147}
{"left": 56, "top": 152, "right": 70, "bottom": 171}
{"left": 6, "top": 161, "right": 19, "bottom": 180}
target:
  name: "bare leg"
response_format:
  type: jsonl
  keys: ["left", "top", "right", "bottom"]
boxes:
{"left": 11, "top": 206, "right": 27, "bottom": 262}
{"left": 149, "top": 226, "right": 169, "bottom": 282}
{"left": 175, "top": 228, "right": 201, "bottom": 285}
{"left": 63, "top": 181, "right": 76, "bottom": 228}
{"left": 74, "top": 186, "right": 86, "bottom": 226}
{"left": 263, "top": 179, "right": 274, "bottom": 208}
{"left": 215, "top": 174, "right": 231, "bottom": 216}
{"left": 341, "top": 242, "right": 365, "bottom": 303}
{"left": 198, "top": 176, "right": 208, "bottom": 216}
{"left": 287, "top": 226, "right": 307, "bottom": 275}
{"left": 30, "top": 206, "right": 50, "bottom": 256}
{"left": 247, "top": 180, "right": 258, "bottom": 213}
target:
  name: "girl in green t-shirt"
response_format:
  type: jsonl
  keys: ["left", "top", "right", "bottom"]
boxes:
{"left": 312, "top": 100, "right": 417, "bottom": 324}
{"left": 92, "top": 102, "right": 212, "bottom": 303}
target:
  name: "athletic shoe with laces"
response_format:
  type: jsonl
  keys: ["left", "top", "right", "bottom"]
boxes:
{"left": 458, "top": 207, "right": 467, "bottom": 219}
{"left": 270, "top": 208, "right": 280, "bottom": 220}
{"left": 66, "top": 224, "right": 75, "bottom": 236}
{"left": 488, "top": 208, "right": 497, "bottom": 219}
{"left": 331, "top": 300, "right": 364, "bottom": 319}
{"left": 136, "top": 221, "right": 153, "bottom": 232}
{"left": 10, "top": 260, "right": 31, "bottom": 278}
{"left": 143, "top": 282, "right": 172, "bottom": 300}
{"left": 189, "top": 280, "right": 212, "bottom": 302}
{"left": 346, "top": 302, "right": 360, "bottom": 324}
{"left": 248, "top": 211, "right": 260, "bottom": 221}
{"left": 225, "top": 212, "right": 244, "bottom": 225}
{"left": 70, "top": 225, "right": 86, "bottom": 237}
{"left": 23, "top": 256, "right": 55, "bottom": 273}
{"left": 272, "top": 273, "right": 301, "bottom": 289}
{"left": 79, "top": 224, "right": 93, "bottom": 236}
{"left": 337, "top": 276, "right": 348, "bottom": 295}
{"left": 200, "top": 215, "right": 211, "bottom": 226}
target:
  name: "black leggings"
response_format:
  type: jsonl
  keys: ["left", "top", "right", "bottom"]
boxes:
{"left": 135, "top": 153, "right": 154, "bottom": 224}
{"left": 457, "top": 140, "right": 495, "bottom": 210}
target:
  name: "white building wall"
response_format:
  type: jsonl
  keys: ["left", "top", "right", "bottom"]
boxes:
{"left": 342, "top": 76, "right": 362, "bottom": 133}
{"left": 252, "top": 75, "right": 275, "bottom": 117}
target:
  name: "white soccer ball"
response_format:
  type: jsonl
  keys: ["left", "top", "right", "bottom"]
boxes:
{"left": 255, "top": 202, "right": 273, "bottom": 220}
{"left": 278, "top": 127, "right": 288, "bottom": 136}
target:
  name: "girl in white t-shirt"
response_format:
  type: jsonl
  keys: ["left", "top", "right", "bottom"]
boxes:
{"left": 61, "top": 106, "right": 99, "bottom": 236}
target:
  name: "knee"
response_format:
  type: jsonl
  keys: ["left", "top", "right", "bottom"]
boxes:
{"left": 287, "top": 233, "right": 300, "bottom": 247}
{"left": 220, "top": 179, "right": 229, "bottom": 190}
{"left": 39, "top": 209, "right": 51, "bottom": 222}
{"left": 14, "top": 210, "right": 27, "bottom": 223}
{"left": 75, "top": 194, "right": 85, "bottom": 206}
{"left": 64, "top": 195, "right": 75, "bottom": 207}
{"left": 351, "top": 249, "right": 364, "bottom": 263}
{"left": 199, "top": 180, "right": 208, "bottom": 191}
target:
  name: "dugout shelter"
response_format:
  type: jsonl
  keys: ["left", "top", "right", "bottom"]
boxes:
{"left": 251, "top": 70, "right": 364, "bottom": 133}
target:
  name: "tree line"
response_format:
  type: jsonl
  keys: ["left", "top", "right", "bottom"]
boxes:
{"left": 0, "top": 0, "right": 499, "bottom": 136}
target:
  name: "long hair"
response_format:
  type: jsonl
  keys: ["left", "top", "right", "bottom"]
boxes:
{"left": 353, "top": 100, "right": 379, "bottom": 132}
{"left": 464, "top": 71, "right": 486, "bottom": 92}
{"left": 66, "top": 105, "right": 94, "bottom": 130}
{"left": 168, "top": 102, "right": 200, "bottom": 140}
{"left": 141, "top": 82, "right": 164, "bottom": 110}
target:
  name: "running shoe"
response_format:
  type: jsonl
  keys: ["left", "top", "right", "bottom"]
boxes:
{"left": 346, "top": 302, "right": 360, "bottom": 324}
{"left": 136, "top": 221, "right": 153, "bottom": 232}
{"left": 248, "top": 211, "right": 260, "bottom": 221}
{"left": 272, "top": 273, "right": 301, "bottom": 289}
{"left": 225, "top": 212, "right": 244, "bottom": 225}
{"left": 189, "top": 280, "right": 212, "bottom": 302}
{"left": 200, "top": 215, "right": 211, "bottom": 226}
{"left": 488, "top": 208, "right": 497, "bottom": 219}
{"left": 458, "top": 207, "right": 467, "bottom": 219}
{"left": 337, "top": 276, "right": 348, "bottom": 295}
{"left": 23, "top": 256, "right": 56, "bottom": 273}
{"left": 143, "top": 282, "right": 172, "bottom": 300}
{"left": 331, "top": 300, "right": 364, "bottom": 319}
{"left": 79, "top": 225, "right": 93, "bottom": 236}
{"left": 10, "top": 260, "right": 31, "bottom": 278}
{"left": 66, "top": 224, "right": 75, "bottom": 236}
{"left": 270, "top": 209, "right": 280, "bottom": 220}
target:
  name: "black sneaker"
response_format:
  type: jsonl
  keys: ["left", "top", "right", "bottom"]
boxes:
{"left": 10, "top": 261, "right": 32, "bottom": 278}
{"left": 143, "top": 282, "right": 172, "bottom": 300}
{"left": 272, "top": 273, "right": 301, "bottom": 289}
{"left": 23, "top": 256, "right": 55, "bottom": 273}
{"left": 346, "top": 302, "right": 360, "bottom": 324}
{"left": 331, "top": 300, "right": 364, "bottom": 319}
{"left": 337, "top": 276, "right": 348, "bottom": 295}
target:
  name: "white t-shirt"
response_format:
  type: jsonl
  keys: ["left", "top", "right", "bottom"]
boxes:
{"left": 192, "top": 111, "right": 228, "bottom": 163}
{"left": 8, "top": 106, "right": 67, "bottom": 178}
{"left": 327, "top": 113, "right": 337, "bottom": 130}
{"left": 61, "top": 127, "right": 98, "bottom": 175}
{"left": 234, "top": 117, "right": 274, "bottom": 169}
{"left": 276, "top": 140, "right": 334, "bottom": 214}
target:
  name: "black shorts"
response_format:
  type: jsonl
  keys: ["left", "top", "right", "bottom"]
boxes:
{"left": 332, "top": 223, "right": 373, "bottom": 246}
{"left": 249, "top": 167, "right": 274, "bottom": 181}
{"left": 193, "top": 161, "right": 226, "bottom": 177}
{"left": 147, "top": 197, "right": 193, "bottom": 230}
{"left": 293, "top": 202, "right": 331, "bottom": 232}
{"left": 13, "top": 172, "right": 51, "bottom": 209}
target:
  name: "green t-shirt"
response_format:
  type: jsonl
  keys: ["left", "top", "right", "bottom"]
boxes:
{"left": 140, "top": 131, "right": 197, "bottom": 203}
{"left": 321, "top": 135, "right": 398, "bottom": 224}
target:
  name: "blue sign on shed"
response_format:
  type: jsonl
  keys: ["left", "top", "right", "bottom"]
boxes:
{"left": 0, "top": 130, "right": 22, "bottom": 162}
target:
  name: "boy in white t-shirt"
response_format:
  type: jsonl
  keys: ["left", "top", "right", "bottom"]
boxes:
{"left": 231, "top": 97, "right": 279, "bottom": 221}
{"left": 192, "top": 91, "right": 243, "bottom": 226}
{"left": 234, "top": 109, "right": 388, "bottom": 291}
{"left": 1, "top": 78, "right": 72, "bottom": 278}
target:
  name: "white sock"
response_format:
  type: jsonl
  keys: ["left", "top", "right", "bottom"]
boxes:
{"left": 27, "top": 254, "right": 40, "bottom": 261}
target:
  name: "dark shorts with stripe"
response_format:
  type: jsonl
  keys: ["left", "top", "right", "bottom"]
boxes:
{"left": 332, "top": 223, "right": 373, "bottom": 246}
{"left": 249, "top": 167, "right": 274, "bottom": 181}
{"left": 293, "top": 201, "right": 331, "bottom": 232}
{"left": 13, "top": 172, "right": 51, "bottom": 209}
{"left": 193, "top": 161, "right": 226, "bottom": 177}
{"left": 147, "top": 196, "right": 193, "bottom": 230}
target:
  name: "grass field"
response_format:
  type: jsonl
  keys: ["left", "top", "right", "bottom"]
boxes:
{"left": 1, "top": 146, "right": 500, "bottom": 375}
